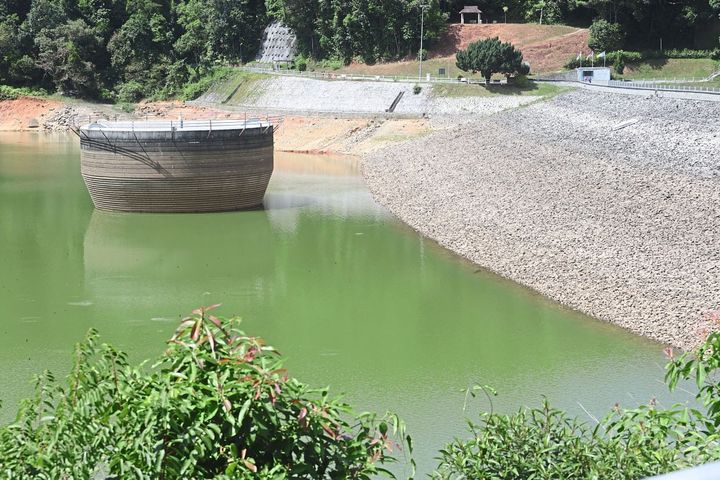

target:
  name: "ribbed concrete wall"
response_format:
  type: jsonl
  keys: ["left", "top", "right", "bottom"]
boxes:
{"left": 79, "top": 124, "right": 274, "bottom": 213}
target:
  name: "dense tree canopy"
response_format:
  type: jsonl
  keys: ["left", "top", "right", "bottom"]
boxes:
{"left": 0, "top": 0, "right": 718, "bottom": 99}
{"left": 0, "top": 0, "right": 270, "bottom": 99}
{"left": 588, "top": 18, "right": 625, "bottom": 51}
{"left": 274, "top": 0, "right": 448, "bottom": 63}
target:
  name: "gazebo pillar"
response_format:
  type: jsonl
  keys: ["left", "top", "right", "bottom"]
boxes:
{"left": 478, "top": 12, "right": 481, "bottom": 23}
{"left": 461, "top": 13, "right": 465, "bottom": 24}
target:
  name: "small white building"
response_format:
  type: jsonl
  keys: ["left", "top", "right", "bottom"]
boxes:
{"left": 576, "top": 67, "right": 611, "bottom": 85}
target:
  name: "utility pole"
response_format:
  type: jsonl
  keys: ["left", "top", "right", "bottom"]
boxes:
{"left": 419, "top": 3, "right": 429, "bottom": 80}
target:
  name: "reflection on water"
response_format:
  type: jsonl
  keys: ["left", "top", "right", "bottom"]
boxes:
{"left": 0, "top": 136, "right": 688, "bottom": 475}
{"left": 84, "top": 209, "right": 278, "bottom": 307}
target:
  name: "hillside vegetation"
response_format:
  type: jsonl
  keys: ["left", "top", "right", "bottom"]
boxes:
{"left": 0, "top": 0, "right": 718, "bottom": 100}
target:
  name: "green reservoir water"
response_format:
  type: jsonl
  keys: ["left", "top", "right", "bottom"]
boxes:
{"left": 0, "top": 132, "right": 686, "bottom": 474}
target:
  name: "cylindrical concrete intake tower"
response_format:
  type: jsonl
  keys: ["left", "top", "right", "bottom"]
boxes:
{"left": 79, "top": 119, "right": 275, "bottom": 213}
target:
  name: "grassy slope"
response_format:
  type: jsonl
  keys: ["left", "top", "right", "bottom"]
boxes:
{"left": 618, "top": 58, "right": 719, "bottom": 80}
{"left": 195, "top": 71, "right": 267, "bottom": 104}
{"left": 432, "top": 81, "right": 567, "bottom": 98}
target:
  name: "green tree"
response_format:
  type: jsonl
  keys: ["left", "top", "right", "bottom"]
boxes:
{"left": 0, "top": 13, "right": 21, "bottom": 83}
{"left": 712, "top": 0, "right": 720, "bottom": 46}
{"left": 34, "top": 19, "right": 103, "bottom": 95}
{"left": 287, "top": 0, "right": 447, "bottom": 64}
{"left": 281, "top": 0, "right": 318, "bottom": 56}
{"left": 588, "top": 18, "right": 625, "bottom": 52}
{"left": 456, "top": 37, "right": 528, "bottom": 83}
{"left": 175, "top": 0, "right": 266, "bottom": 66}
{"left": 107, "top": 0, "right": 175, "bottom": 97}
{"left": 22, "top": 0, "right": 68, "bottom": 36}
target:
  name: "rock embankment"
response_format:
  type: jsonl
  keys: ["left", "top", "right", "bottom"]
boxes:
{"left": 363, "top": 90, "right": 720, "bottom": 350}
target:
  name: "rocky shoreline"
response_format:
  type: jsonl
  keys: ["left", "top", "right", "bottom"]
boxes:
{"left": 362, "top": 90, "right": 720, "bottom": 350}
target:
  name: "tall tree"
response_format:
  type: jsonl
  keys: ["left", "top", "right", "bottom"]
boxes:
{"left": 0, "top": 12, "right": 21, "bottom": 83}
{"left": 107, "top": 0, "right": 174, "bottom": 94}
{"left": 35, "top": 19, "right": 103, "bottom": 95}
{"left": 456, "top": 37, "right": 528, "bottom": 83}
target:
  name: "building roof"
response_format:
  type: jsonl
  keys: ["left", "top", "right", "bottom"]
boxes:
{"left": 459, "top": 5, "right": 482, "bottom": 13}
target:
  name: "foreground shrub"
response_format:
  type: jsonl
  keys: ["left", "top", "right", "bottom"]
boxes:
{"left": 433, "top": 399, "right": 719, "bottom": 479}
{"left": 434, "top": 310, "right": 720, "bottom": 479}
{"left": 0, "top": 306, "right": 411, "bottom": 479}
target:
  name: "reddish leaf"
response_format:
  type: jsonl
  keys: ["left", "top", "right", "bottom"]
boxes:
{"left": 243, "top": 460, "right": 257, "bottom": 473}
{"left": 322, "top": 424, "right": 337, "bottom": 440}
{"left": 208, "top": 315, "right": 222, "bottom": 328}
{"left": 205, "top": 303, "right": 222, "bottom": 312}
{"left": 176, "top": 319, "right": 196, "bottom": 331}
{"left": 191, "top": 320, "right": 201, "bottom": 342}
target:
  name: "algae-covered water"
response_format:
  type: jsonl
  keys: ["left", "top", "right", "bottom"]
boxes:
{"left": 0, "top": 132, "right": 684, "bottom": 474}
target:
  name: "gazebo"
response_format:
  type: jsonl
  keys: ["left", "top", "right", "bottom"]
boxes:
{"left": 459, "top": 5, "right": 482, "bottom": 24}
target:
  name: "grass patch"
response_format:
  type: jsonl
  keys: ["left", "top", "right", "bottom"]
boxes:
{"left": 617, "top": 58, "right": 719, "bottom": 80}
{"left": 206, "top": 70, "right": 267, "bottom": 104}
{"left": 332, "top": 58, "right": 488, "bottom": 81}
{"left": 432, "top": 81, "right": 566, "bottom": 98}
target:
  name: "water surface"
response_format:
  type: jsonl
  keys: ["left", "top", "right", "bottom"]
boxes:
{"left": 0, "top": 132, "right": 685, "bottom": 474}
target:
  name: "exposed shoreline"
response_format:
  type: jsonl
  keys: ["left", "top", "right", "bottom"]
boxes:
{"left": 362, "top": 90, "right": 720, "bottom": 350}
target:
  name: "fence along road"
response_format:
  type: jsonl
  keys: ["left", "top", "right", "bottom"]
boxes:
{"left": 244, "top": 64, "right": 720, "bottom": 100}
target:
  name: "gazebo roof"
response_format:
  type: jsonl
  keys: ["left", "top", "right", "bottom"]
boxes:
{"left": 459, "top": 5, "right": 482, "bottom": 13}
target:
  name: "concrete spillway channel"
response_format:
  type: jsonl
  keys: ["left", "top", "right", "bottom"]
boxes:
{"left": 77, "top": 119, "right": 278, "bottom": 213}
